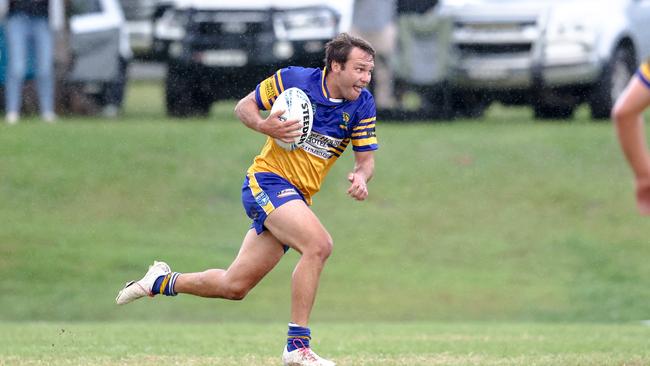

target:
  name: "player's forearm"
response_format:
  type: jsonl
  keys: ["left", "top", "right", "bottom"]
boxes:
{"left": 615, "top": 115, "right": 650, "bottom": 178}
{"left": 235, "top": 93, "right": 265, "bottom": 133}
{"left": 353, "top": 153, "right": 375, "bottom": 183}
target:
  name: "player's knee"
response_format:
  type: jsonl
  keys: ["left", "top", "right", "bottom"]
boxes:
{"left": 306, "top": 236, "right": 333, "bottom": 261}
{"left": 611, "top": 101, "right": 634, "bottom": 123}
{"left": 224, "top": 282, "right": 251, "bottom": 301}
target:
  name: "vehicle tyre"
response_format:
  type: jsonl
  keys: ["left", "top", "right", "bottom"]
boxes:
{"left": 589, "top": 45, "right": 635, "bottom": 120}
{"left": 533, "top": 102, "right": 575, "bottom": 120}
{"left": 450, "top": 90, "right": 490, "bottom": 119}
{"left": 165, "top": 63, "right": 196, "bottom": 117}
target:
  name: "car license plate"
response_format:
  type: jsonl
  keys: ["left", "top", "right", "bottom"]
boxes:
{"left": 200, "top": 50, "right": 247, "bottom": 67}
{"left": 468, "top": 67, "right": 509, "bottom": 80}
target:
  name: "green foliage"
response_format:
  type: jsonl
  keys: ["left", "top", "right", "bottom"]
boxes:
{"left": 1, "top": 82, "right": 649, "bottom": 323}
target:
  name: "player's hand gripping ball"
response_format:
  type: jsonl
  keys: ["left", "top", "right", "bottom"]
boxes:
{"left": 271, "top": 87, "right": 313, "bottom": 151}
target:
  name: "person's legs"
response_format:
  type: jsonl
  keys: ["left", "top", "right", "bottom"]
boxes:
{"left": 173, "top": 228, "right": 286, "bottom": 299}
{"left": 5, "top": 15, "right": 30, "bottom": 121}
{"left": 263, "top": 199, "right": 333, "bottom": 327}
{"left": 31, "top": 16, "right": 55, "bottom": 120}
{"left": 115, "top": 228, "right": 286, "bottom": 304}
{"left": 102, "top": 57, "right": 128, "bottom": 118}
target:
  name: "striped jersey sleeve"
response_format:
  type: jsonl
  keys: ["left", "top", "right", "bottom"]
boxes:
{"left": 349, "top": 97, "right": 378, "bottom": 152}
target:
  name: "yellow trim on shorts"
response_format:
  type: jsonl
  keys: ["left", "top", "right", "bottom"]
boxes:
{"left": 641, "top": 62, "right": 650, "bottom": 81}
{"left": 248, "top": 173, "right": 275, "bottom": 215}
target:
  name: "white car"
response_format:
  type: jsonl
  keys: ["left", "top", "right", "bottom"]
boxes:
{"left": 68, "top": 0, "right": 130, "bottom": 107}
{"left": 434, "top": 0, "right": 650, "bottom": 119}
{"left": 152, "top": 0, "right": 353, "bottom": 117}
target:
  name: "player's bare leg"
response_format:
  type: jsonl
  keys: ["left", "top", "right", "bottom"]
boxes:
{"left": 264, "top": 200, "right": 336, "bottom": 366}
{"left": 115, "top": 229, "right": 285, "bottom": 304}
{"left": 264, "top": 200, "right": 332, "bottom": 326}
{"left": 173, "top": 229, "right": 286, "bottom": 299}
{"left": 612, "top": 76, "right": 650, "bottom": 215}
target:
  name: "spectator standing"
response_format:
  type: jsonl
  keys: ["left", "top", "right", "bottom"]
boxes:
{"left": 101, "top": 0, "right": 131, "bottom": 118}
{"left": 1, "top": 0, "right": 64, "bottom": 124}
{"left": 350, "top": 0, "right": 397, "bottom": 109}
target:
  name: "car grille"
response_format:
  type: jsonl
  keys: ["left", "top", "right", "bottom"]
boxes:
{"left": 192, "top": 10, "right": 269, "bottom": 36}
{"left": 457, "top": 43, "right": 532, "bottom": 55}
{"left": 452, "top": 18, "right": 539, "bottom": 58}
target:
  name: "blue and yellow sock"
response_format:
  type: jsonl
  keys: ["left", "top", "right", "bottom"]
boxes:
{"left": 152, "top": 272, "right": 181, "bottom": 296}
{"left": 287, "top": 323, "right": 311, "bottom": 352}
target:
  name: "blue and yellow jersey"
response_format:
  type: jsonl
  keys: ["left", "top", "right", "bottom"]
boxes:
{"left": 638, "top": 59, "right": 650, "bottom": 89}
{"left": 249, "top": 66, "right": 378, "bottom": 204}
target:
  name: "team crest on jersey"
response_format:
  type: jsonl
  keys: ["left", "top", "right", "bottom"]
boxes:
{"left": 254, "top": 192, "right": 270, "bottom": 206}
{"left": 342, "top": 112, "right": 350, "bottom": 124}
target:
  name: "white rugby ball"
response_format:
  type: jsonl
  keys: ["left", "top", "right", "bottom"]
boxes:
{"left": 270, "top": 87, "right": 313, "bottom": 151}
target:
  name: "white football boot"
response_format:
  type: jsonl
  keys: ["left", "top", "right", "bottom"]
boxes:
{"left": 115, "top": 261, "right": 171, "bottom": 305}
{"left": 282, "top": 346, "right": 336, "bottom": 366}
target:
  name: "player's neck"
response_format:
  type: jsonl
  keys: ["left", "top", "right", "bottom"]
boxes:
{"left": 324, "top": 72, "right": 343, "bottom": 100}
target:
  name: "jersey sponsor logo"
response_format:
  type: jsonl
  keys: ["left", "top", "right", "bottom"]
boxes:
{"left": 301, "top": 131, "right": 343, "bottom": 159}
{"left": 254, "top": 191, "right": 270, "bottom": 206}
{"left": 277, "top": 188, "right": 299, "bottom": 198}
{"left": 297, "top": 101, "right": 312, "bottom": 145}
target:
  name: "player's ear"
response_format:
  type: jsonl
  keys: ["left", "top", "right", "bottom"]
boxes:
{"left": 331, "top": 61, "right": 343, "bottom": 73}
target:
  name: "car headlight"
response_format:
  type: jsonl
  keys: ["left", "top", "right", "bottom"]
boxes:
{"left": 273, "top": 7, "right": 339, "bottom": 41}
{"left": 543, "top": 17, "right": 597, "bottom": 64}
{"left": 154, "top": 9, "right": 187, "bottom": 41}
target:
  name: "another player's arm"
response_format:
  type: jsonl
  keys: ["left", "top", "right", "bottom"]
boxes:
{"left": 347, "top": 151, "right": 374, "bottom": 201}
{"left": 234, "top": 91, "right": 301, "bottom": 143}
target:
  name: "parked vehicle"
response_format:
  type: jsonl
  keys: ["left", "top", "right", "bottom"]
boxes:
{"left": 118, "top": 0, "right": 159, "bottom": 58}
{"left": 432, "top": 0, "right": 650, "bottom": 119}
{"left": 153, "top": 0, "right": 353, "bottom": 117}
{"left": 67, "top": 0, "right": 130, "bottom": 114}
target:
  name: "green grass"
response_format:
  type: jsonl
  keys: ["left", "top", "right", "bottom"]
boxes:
{"left": 1, "top": 322, "right": 649, "bottom": 365}
{"left": 2, "top": 81, "right": 650, "bottom": 363}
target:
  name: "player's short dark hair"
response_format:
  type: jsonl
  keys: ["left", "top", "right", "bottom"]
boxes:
{"left": 324, "top": 33, "right": 375, "bottom": 70}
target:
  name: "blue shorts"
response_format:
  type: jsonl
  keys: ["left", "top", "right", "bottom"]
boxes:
{"left": 241, "top": 172, "right": 306, "bottom": 236}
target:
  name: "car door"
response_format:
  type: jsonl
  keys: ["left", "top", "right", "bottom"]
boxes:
{"left": 68, "top": 0, "right": 121, "bottom": 82}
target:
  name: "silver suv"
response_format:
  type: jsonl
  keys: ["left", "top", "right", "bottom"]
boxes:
{"left": 435, "top": 0, "right": 650, "bottom": 119}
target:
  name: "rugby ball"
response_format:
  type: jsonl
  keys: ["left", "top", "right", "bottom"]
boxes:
{"left": 270, "top": 87, "right": 313, "bottom": 151}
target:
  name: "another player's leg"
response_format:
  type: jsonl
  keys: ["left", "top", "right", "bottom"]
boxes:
{"left": 612, "top": 74, "right": 650, "bottom": 214}
{"left": 116, "top": 229, "right": 285, "bottom": 304}
{"left": 263, "top": 200, "right": 336, "bottom": 366}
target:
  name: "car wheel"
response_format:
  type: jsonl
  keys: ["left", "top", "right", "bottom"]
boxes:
{"left": 533, "top": 102, "right": 575, "bottom": 120}
{"left": 165, "top": 63, "right": 195, "bottom": 117}
{"left": 589, "top": 45, "right": 635, "bottom": 120}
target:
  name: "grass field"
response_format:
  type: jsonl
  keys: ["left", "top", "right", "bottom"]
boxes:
{"left": 2, "top": 322, "right": 649, "bottom": 365}
{"left": 2, "top": 81, "right": 650, "bottom": 364}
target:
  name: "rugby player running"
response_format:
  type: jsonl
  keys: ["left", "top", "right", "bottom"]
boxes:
{"left": 116, "top": 33, "right": 378, "bottom": 366}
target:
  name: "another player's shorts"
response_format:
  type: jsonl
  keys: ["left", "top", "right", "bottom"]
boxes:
{"left": 241, "top": 172, "right": 307, "bottom": 236}
{"left": 637, "top": 60, "right": 650, "bottom": 89}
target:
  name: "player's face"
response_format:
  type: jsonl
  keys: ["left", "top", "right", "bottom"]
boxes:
{"left": 331, "top": 47, "right": 374, "bottom": 101}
